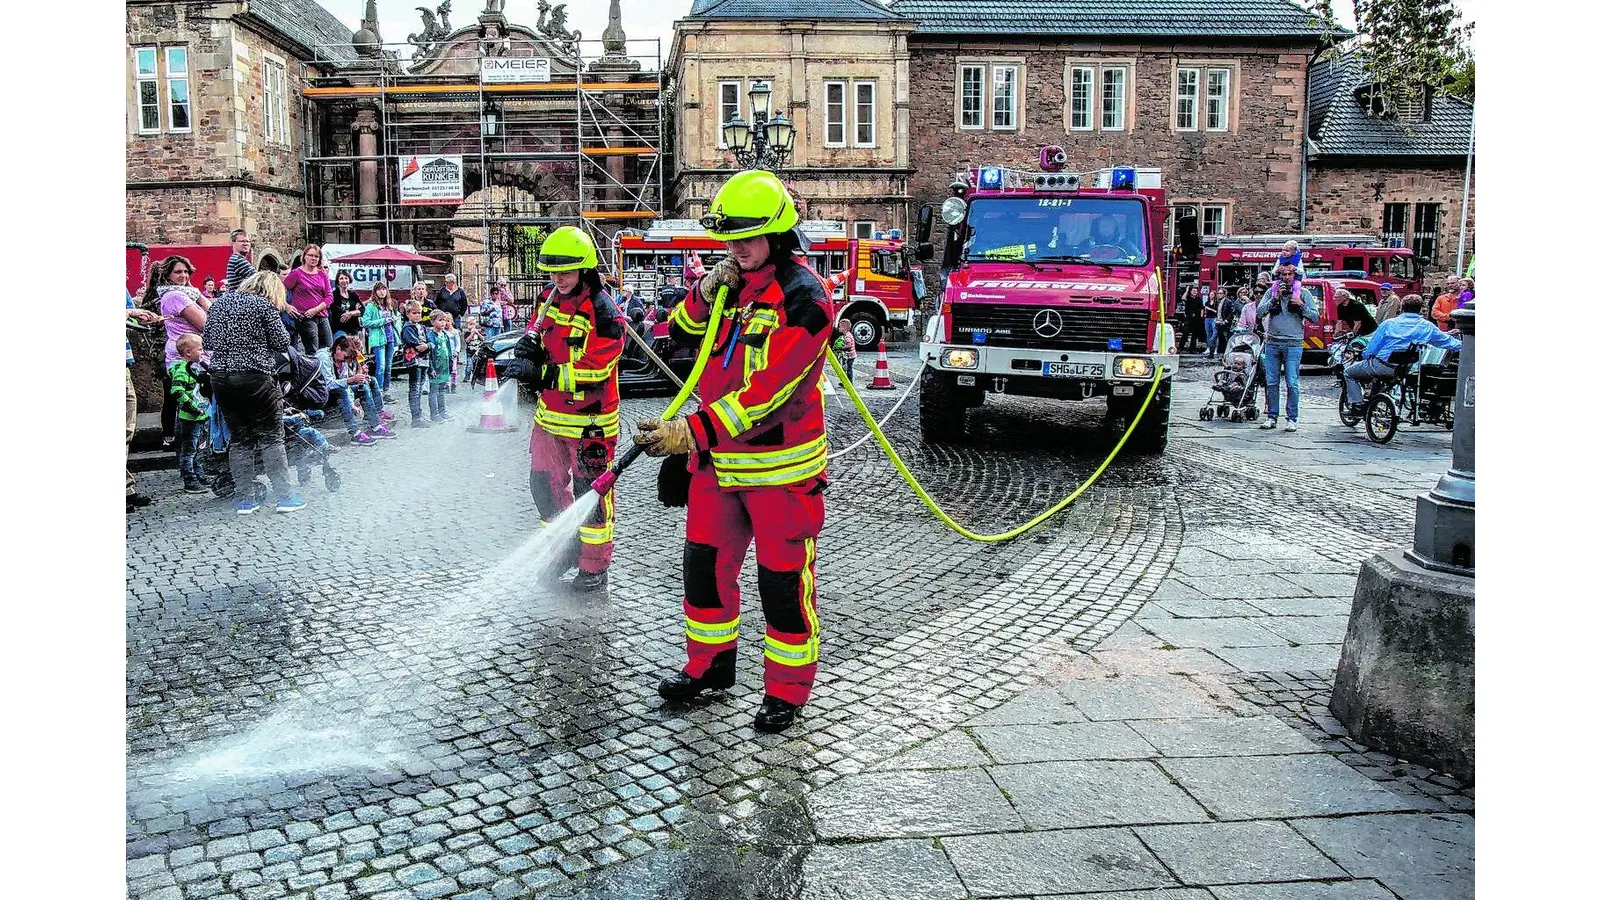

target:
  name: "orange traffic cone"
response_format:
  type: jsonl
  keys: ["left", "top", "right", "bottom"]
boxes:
{"left": 868, "top": 339, "right": 894, "bottom": 390}
{"left": 467, "top": 357, "right": 516, "bottom": 433}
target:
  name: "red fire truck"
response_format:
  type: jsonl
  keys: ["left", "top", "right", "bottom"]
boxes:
{"left": 1198, "top": 234, "right": 1423, "bottom": 297}
{"left": 613, "top": 219, "right": 923, "bottom": 347}
{"left": 917, "top": 155, "right": 1178, "bottom": 452}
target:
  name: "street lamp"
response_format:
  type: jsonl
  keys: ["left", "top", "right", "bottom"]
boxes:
{"left": 721, "top": 80, "right": 796, "bottom": 171}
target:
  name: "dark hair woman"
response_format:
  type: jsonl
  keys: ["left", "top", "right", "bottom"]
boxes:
{"left": 143, "top": 255, "right": 208, "bottom": 447}
{"left": 331, "top": 270, "right": 364, "bottom": 341}
{"left": 202, "top": 270, "right": 301, "bottom": 514}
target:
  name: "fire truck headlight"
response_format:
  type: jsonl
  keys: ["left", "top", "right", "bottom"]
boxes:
{"left": 1115, "top": 356, "right": 1152, "bottom": 378}
{"left": 942, "top": 349, "right": 979, "bottom": 369}
{"left": 941, "top": 197, "right": 968, "bottom": 226}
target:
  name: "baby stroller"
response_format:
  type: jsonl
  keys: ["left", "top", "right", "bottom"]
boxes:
{"left": 205, "top": 348, "right": 342, "bottom": 500}
{"left": 1199, "top": 328, "right": 1263, "bottom": 422}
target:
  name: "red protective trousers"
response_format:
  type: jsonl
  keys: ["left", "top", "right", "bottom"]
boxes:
{"left": 682, "top": 469, "right": 826, "bottom": 706}
{"left": 529, "top": 425, "right": 615, "bottom": 574}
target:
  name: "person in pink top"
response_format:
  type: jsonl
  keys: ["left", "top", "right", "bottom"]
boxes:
{"left": 141, "top": 255, "right": 209, "bottom": 447}
{"left": 282, "top": 243, "right": 334, "bottom": 352}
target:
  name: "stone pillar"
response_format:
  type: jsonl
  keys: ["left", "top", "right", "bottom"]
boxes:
{"left": 353, "top": 106, "right": 382, "bottom": 244}
{"left": 1331, "top": 303, "right": 1475, "bottom": 782}
{"left": 1408, "top": 304, "right": 1475, "bottom": 573}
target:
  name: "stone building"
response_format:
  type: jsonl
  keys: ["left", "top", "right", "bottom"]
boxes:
{"left": 670, "top": 0, "right": 917, "bottom": 235}
{"left": 1305, "top": 52, "right": 1475, "bottom": 272}
{"left": 125, "top": 0, "right": 356, "bottom": 268}
{"left": 892, "top": 0, "right": 1335, "bottom": 243}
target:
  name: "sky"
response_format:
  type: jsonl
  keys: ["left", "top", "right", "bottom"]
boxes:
{"left": 315, "top": 1, "right": 1477, "bottom": 65}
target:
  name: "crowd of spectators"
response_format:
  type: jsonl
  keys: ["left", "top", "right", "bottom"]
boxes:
{"left": 128, "top": 234, "right": 530, "bottom": 514}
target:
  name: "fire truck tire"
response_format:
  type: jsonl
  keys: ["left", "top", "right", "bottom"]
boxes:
{"left": 847, "top": 310, "right": 885, "bottom": 350}
{"left": 1110, "top": 382, "right": 1171, "bottom": 455}
{"left": 918, "top": 369, "right": 968, "bottom": 442}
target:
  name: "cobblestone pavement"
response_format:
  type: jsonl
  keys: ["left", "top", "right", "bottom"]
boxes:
{"left": 126, "top": 348, "right": 1470, "bottom": 900}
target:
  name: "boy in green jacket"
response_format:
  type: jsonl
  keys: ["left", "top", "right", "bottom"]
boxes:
{"left": 168, "top": 333, "right": 210, "bottom": 493}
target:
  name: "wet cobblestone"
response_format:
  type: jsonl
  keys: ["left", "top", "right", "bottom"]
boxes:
{"left": 127, "top": 353, "right": 1454, "bottom": 898}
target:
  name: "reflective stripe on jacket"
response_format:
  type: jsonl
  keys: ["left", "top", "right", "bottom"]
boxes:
{"left": 532, "top": 284, "right": 623, "bottom": 438}
{"left": 669, "top": 256, "right": 834, "bottom": 490}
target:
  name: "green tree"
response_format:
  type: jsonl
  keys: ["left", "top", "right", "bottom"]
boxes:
{"left": 1332, "top": 0, "right": 1474, "bottom": 112}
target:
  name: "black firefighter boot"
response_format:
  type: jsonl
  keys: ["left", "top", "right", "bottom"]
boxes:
{"left": 658, "top": 650, "right": 736, "bottom": 701}
{"left": 571, "top": 569, "right": 608, "bottom": 593}
{"left": 752, "top": 695, "right": 802, "bottom": 733}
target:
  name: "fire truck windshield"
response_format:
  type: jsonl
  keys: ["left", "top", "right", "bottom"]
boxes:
{"left": 965, "top": 196, "right": 1149, "bottom": 266}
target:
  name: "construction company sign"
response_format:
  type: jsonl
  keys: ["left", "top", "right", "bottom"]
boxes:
{"left": 398, "top": 155, "right": 464, "bottom": 206}
{"left": 480, "top": 56, "right": 551, "bottom": 83}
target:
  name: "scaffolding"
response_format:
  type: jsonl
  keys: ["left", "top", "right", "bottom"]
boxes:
{"left": 298, "top": 37, "right": 663, "bottom": 297}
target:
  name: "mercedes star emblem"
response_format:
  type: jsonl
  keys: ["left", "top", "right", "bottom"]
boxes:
{"left": 1032, "top": 308, "right": 1064, "bottom": 338}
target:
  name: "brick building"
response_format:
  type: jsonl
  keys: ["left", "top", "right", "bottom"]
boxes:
{"left": 670, "top": 0, "right": 917, "bottom": 234}
{"left": 125, "top": 0, "right": 357, "bottom": 268}
{"left": 1305, "top": 52, "right": 1475, "bottom": 272}
{"left": 893, "top": 0, "right": 1337, "bottom": 244}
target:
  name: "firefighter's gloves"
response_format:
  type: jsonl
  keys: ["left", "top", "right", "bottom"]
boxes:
{"left": 634, "top": 416, "right": 695, "bottom": 457}
{"left": 699, "top": 256, "right": 743, "bottom": 304}
{"left": 514, "top": 332, "right": 547, "bottom": 369}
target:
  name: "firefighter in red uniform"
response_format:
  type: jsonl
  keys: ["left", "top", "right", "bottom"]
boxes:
{"left": 634, "top": 171, "right": 834, "bottom": 733}
{"left": 515, "top": 226, "right": 625, "bottom": 592}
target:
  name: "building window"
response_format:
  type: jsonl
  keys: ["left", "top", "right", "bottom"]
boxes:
{"left": 1101, "top": 66, "right": 1127, "bottom": 131}
{"left": 718, "top": 80, "right": 741, "bottom": 147}
{"left": 1382, "top": 203, "right": 1409, "bottom": 247}
{"left": 135, "top": 47, "right": 160, "bottom": 133}
{"left": 263, "top": 58, "right": 288, "bottom": 145}
{"left": 992, "top": 65, "right": 1018, "bottom": 130}
{"left": 1412, "top": 203, "right": 1442, "bottom": 264}
{"left": 1175, "top": 67, "right": 1199, "bottom": 131}
{"left": 854, "top": 80, "right": 876, "bottom": 147}
{"left": 959, "top": 65, "right": 985, "bottom": 130}
{"left": 824, "top": 81, "right": 846, "bottom": 146}
{"left": 853, "top": 221, "right": 875, "bottom": 239}
{"left": 1206, "top": 69, "right": 1231, "bottom": 131}
{"left": 165, "top": 47, "right": 191, "bottom": 133}
{"left": 1169, "top": 204, "right": 1197, "bottom": 245}
{"left": 1201, "top": 204, "right": 1227, "bottom": 237}
{"left": 1070, "top": 66, "right": 1094, "bottom": 131}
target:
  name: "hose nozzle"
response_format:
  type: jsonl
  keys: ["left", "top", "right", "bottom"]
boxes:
{"left": 592, "top": 444, "right": 645, "bottom": 497}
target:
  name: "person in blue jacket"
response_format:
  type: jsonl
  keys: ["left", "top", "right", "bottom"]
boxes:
{"left": 1342, "top": 294, "right": 1461, "bottom": 415}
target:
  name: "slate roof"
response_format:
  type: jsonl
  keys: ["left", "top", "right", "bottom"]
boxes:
{"left": 1307, "top": 50, "right": 1473, "bottom": 157}
{"left": 248, "top": 0, "right": 359, "bottom": 63}
{"left": 888, "top": 0, "right": 1339, "bottom": 38}
{"left": 686, "top": 0, "right": 904, "bottom": 20}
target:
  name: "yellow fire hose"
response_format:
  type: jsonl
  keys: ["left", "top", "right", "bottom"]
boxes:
{"left": 592, "top": 286, "right": 729, "bottom": 494}
{"left": 599, "top": 269, "right": 1169, "bottom": 545}
{"left": 822, "top": 270, "right": 1170, "bottom": 542}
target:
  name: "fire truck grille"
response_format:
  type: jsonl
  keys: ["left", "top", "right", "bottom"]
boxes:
{"left": 951, "top": 305, "right": 1151, "bottom": 353}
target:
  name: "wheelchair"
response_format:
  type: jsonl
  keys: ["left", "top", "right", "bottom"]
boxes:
{"left": 1336, "top": 342, "right": 1458, "bottom": 444}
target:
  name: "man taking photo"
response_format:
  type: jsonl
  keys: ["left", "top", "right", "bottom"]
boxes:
{"left": 1255, "top": 263, "right": 1319, "bottom": 432}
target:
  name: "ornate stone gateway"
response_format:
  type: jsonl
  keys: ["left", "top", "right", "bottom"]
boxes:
{"left": 303, "top": 1, "right": 663, "bottom": 298}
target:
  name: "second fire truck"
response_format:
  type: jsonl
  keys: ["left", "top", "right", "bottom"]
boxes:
{"left": 613, "top": 219, "right": 924, "bottom": 347}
